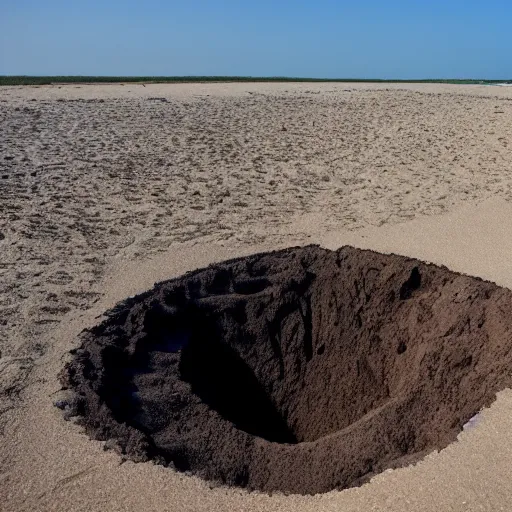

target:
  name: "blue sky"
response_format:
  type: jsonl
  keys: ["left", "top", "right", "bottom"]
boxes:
{"left": 1, "top": 0, "right": 511, "bottom": 78}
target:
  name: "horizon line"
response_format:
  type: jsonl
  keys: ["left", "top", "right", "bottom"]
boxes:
{"left": 2, "top": 75, "right": 512, "bottom": 86}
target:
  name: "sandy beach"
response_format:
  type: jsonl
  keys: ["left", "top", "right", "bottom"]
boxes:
{"left": 1, "top": 82, "right": 512, "bottom": 511}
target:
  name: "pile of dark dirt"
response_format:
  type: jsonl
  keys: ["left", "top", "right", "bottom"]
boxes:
{"left": 60, "top": 245, "right": 512, "bottom": 495}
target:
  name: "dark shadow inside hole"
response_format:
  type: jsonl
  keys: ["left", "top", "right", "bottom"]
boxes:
{"left": 100, "top": 346, "right": 140, "bottom": 424}
{"left": 143, "top": 306, "right": 192, "bottom": 353}
{"left": 400, "top": 266, "right": 421, "bottom": 299}
{"left": 179, "top": 323, "right": 297, "bottom": 444}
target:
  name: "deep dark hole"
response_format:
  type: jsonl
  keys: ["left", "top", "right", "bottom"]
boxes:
{"left": 63, "top": 245, "right": 512, "bottom": 495}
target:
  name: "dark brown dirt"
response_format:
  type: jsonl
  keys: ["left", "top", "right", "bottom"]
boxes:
{"left": 60, "top": 245, "right": 512, "bottom": 495}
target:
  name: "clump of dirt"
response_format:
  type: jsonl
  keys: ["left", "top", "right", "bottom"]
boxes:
{"left": 60, "top": 245, "right": 512, "bottom": 495}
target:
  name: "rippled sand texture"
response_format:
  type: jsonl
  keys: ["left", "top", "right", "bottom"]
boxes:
{"left": 1, "top": 82, "right": 512, "bottom": 511}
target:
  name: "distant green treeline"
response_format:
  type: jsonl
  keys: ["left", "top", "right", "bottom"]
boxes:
{"left": 1, "top": 76, "right": 511, "bottom": 86}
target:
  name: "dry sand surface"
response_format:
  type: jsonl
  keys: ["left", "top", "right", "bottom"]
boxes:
{"left": 1, "top": 82, "right": 512, "bottom": 511}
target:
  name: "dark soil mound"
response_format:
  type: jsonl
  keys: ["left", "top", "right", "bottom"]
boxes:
{"left": 61, "top": 245, "right": 512, "bottom": 495}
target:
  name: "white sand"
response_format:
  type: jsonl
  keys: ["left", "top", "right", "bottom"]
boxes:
{"left": 1, "top": 82, "right": 512, "bottom": 511}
